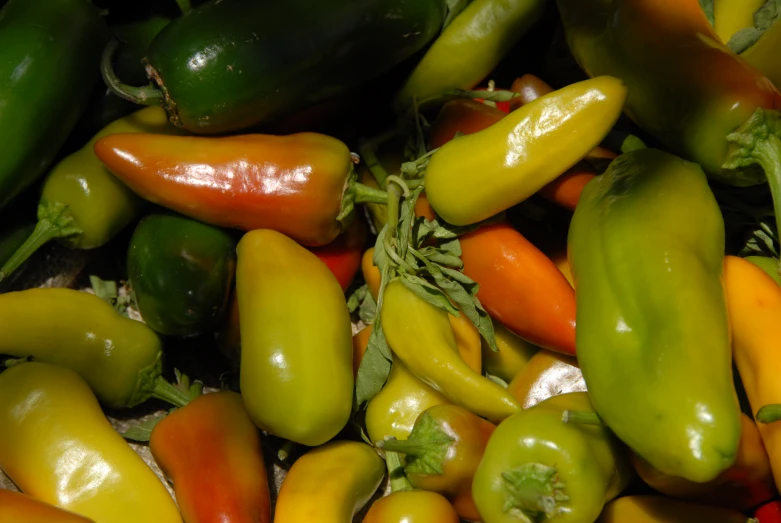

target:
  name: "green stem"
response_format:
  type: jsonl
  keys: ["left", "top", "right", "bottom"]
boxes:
{"left": 101, "top": 38, "right": 163, "bottom": 106}
{"left": 502, "top": 463, "right": 568, "bottom": 522}
{"left": 380, "top": 438, "right": 431, "bottom": 458}
{"left": 149, "top": 377, "right": 191, "bottom": 408}
{"left": 175, "top": 0, "right": 192, "bottom": 13}
{"left": 277, "top": 440, "right": 295, "bottom": 461}
{"left": 386, "top": 181, "right": 402, "bottom": 238}
{"left": 385, "top": 451, "right": 412, "bottom": 493}
{"left": 561, "top": 410, "right": 604, "bottom": 425}
{"left": 750, "top": 135, "right": 781, "bottom": 252}
{"left": 353, "top": 183, "right": 389, "bottom": 205}
{"left": 756, "top": 404, "right": 781, "bottom": 423}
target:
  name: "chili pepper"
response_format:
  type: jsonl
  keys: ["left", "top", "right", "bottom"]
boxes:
{"left": 102, "top": 0, "right": 446, "bottom": 134}
{"left": 633, "top": 412, "right": 776, "bottom": 511}
{"left": 94, "top": 132, "right": 387, "bottom": 247}
{"left": 597, "top": 496, "right": 757, "bottom": 523}
{"left": 237, "top": 229, "right": 353, "bottom": 446}
{"left": 380, "top": 404, "right": 495, "bottom": 521}
{"left": 756, "top": 500, "right": 781, "bottom": 523}
{"left": 474, "top": 85, "right": 512, "bottom": 113}
{"left": 0, "top": 491, "right": 95, "bottom": 523}
{"left": 149, "top": 391, "right": 271, "bottom": 523}
{"left": 481, "top": 321, "right": 540, "bottom": 383}
{"left": 0, "top": 106, "right": 183, "bottom": 283}
{"left": 0, "top": 362, "right": 182, "bottom": 523}
{"left": 745, "top": 255, "right": 781, "bottom": 286}
{"left": 557, "top": 0, "right": 781, "bottom": 243}
{"left": 308, "top": 217, "right": 367, "bottom": 291}
{"left": 274, "top": 441, "right": 385, "bottom": 523}
{"left": 380, "top": 278, "right": 520, "bottom": 423}
{"left": 569, "top": 148, "right": 740, "bottom": 483}
{"left": 128, "top": 212, "right": 236, "bottom": 338}
{"left": 473, "top": 392, "right": 631, "bottom": 523}
{"left": 460, "top": 222, "right": 577, "bottom": 355}
{"left": 508, "top": 349, "right": 586, "bottom": 409}
{"left": 0, "top": 287, "right": 187, "bottom": 409}
{"left": 549, "top": 248, "right": 575, "bottom": 287}
{"left": 0, "top": 0, "right": 109, "bottom": 210}
{"left": 424, "top": 76, "right": 627, "bottom": 226}
{"left": 429, "top": 98, "right": 506, "bottom": 149}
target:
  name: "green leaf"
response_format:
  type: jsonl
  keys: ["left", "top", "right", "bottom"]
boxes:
{"left": 399, "top": 274, "right": 460, "bottom": 315}
{"left": 728, "top": 27, "right": 764, "bottom": 53}
{"left": 699, "top": 0, "right": 714, "bottom": 26}
{"left": 358, "top": 291, "right": 378, "bottom": 324}
{"left": 355, "top": 322, "right": 393, "bottom": 405}
{"left": 433, "top": 269, "right": 498, "bottom": 352}
{"left": 347, "top": 285, "right": 368, "bottom": 313}
{"left": 727, "top": 0, "right": 781, "bottom": 53}
{"left": 380, "top": 412, "right": 454, "bottom": 475}
{"left": 444, "top": 0, "right": 473, "bottom": 28}
{"left": 90, "top": 275, "right": 118, "bottom": 304}
{"left": 121, "top": 412, "right": 168, "bottom": 442}
{"left": 486, "top": 373, "right": 509, "bottom": 388}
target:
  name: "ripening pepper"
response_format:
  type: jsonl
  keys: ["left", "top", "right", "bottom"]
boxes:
{"left": 481, "top": 321, "right": 539, "bottom": 384}
{"left": 596, "top": 496, "right": 756, "bottom": 523}
{"left": 756, "top": 500, "right": 781, "bottom": 523}
{"left": 149, "top": 391, "right": 271, "bottom": 523}
{"left": 94, "top": 132, "right": 386, "bottom": 246}
{"left": 362, "top": 489, "right": 460, "bottom": 523}
{"left": 0, "top": 362, "right": 182, "bottom": 523}
{"left": 429, "top": 98, "right": 505, "bottom": 149}
{"left": 569, "top": 148, "right": 740, "bottom": 483}
{"left": 745, "top": 255, "right": 781, "bottom": 286}
{"left": 508, "top": 349, "right": 586, "bottom": 409}
{"left": 0, "top": 491, "right": 95, "bottom": 523}
{"left": 472, "top": 392, "right": 631, "bottom": 523}
{"left": 309, "top": 217, "right": 368, "bottom": 291}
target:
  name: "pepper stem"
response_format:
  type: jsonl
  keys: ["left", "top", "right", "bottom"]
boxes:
{"left": 380, "top": 438, "right": 433, "bottom": 458}
{"left": 353, "top": 183, "right": 389, "bottom": 204}
{"left": 562, "top": 410, "right": 604, "bottom": 425}
{"left": 756, "top": 404, "right": 781, "bottom": 424}
{"left": 149, "top": 377, "right": 191, "bottom": 408}
{"left": 501, "top": 463, "right": 568, "bottom": 522}
{"left": 385, "top": 451, "right": 413, "bottom": 493}
{"left": 101, "top": 38, "right": 163, "bottom": 106}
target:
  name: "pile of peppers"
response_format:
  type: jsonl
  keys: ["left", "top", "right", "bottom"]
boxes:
{"left": 4, "top": 0, "right": 781, "bottom": 522}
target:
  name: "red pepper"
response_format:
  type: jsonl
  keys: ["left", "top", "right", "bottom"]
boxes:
{"left": 0, "top": 491, "right": 94, "bottom": 523}
{"left": 473, "top": 85, "right": 512, "bottom": 113}
{"left": 308, "top": 216, "right": 368, "bottom": 291}
{"left": 756, "top": 500, "right": 781, "bottom": 523}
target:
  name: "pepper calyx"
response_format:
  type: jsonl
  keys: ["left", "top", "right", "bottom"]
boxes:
{"left": 756, "top": 404, "right": 781, "bottom": 423}
{"left": 130, "top": 353, "right": 191, "bottom": 409}
{"left": 101, "top": 38, "right": 163, "bottom": 107}
{"left": 501, "top": 463, "right": 568, "bottom": 522}
{"left": 378, "top": 412, "right": 454, "bottom": 475}
{"left": 337, "top": 164, "right": 388, "bottom": 232}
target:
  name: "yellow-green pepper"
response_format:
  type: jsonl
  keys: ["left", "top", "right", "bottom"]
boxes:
{"left": 481, "top": 321, "right": 540, "bottom": 383}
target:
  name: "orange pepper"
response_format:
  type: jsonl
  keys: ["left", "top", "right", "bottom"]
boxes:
{"left": 508, "top": 349, "right": 586, "bottom": 408}
{"left": 429, "top": 98, "right": 505, "bottom": 150}
{"left": 362, "top": 490, "right": 459, "bottom": 523}
{"left": 0, "top": 491, "right": 95, "bottom": 523}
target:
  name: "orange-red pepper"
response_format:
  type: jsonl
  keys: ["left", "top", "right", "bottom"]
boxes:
{"left": 508, "top": 349, "right": 586, "bottom": 408}
{"left": 362, "top": 490, "right": 460, "bottom": 523}
{"left": 0, "top": 491, "right": 95, "bottom": 523}
{"left": 308, "top": 217, "right": 368, "bottom": 291}
{"left": 429, "top": 98, "right": 505, "bottom": 149}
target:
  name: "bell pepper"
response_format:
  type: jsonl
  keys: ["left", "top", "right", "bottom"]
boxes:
{"left": 0, "top": 362, "right": 182, "bottom": 523}
{"left": 632, "top": 412, "right": 777, "bottom": 511}
{"left": 380, "top": 278, "right": 520, "bottom": 423}
{"left": 308, "top": 217, "right": 368, "bottom": 291}
{"left": 274, "top": 441, "right": 385, "bottom": 523}
{"left": 149, "top": 391, "right": 271, "bottom": 523}
{"left": 557, "top": 0, "right": 781, "bottom": 244}
{"left": 102, "top": 0, "right": 446, "bottom": 134}
{"left": 472, "top": 392, "right": 631, "bottom": 523}
{"left": 508, "top": 349, "right": 586, "bottom": 409}
{"left": 481, "top": 321, "right": 539, "bottom": 383}
{"left": 128, "top": 212, "right": 236, "bottom": 337}
{"left": 379, "top": 404, "right": 495, "bottom": 521}
{"left": 0, "top": 0, "right": 108, "bottom": 210}
{"left": 424, "top": 76, "right": 627, "bottom": 226}
{"left": 0, "top": 287, "right": 188, "bottom": 409}
{"left": 236, "top": 229, "right": 353, "bottom": 446}
{"left": 569, "top": 148, "right": 740, "bottom": 483}
{"left": 0, "top": 491, "right": 95, "bottom": 523}
{"left": 460, "top": 223, "right": 577, "bottom": 356}
{"left": 745, "top": 255, "right": 781, "bottom": 286}
{"left": 597, "top": 496, "right": 757, "bottom": 523}
{"left": 0, "top": 106, "right": 183, "bottom": 283}
{"left": 94, "top": 132, "right": 387, "bottom": 247}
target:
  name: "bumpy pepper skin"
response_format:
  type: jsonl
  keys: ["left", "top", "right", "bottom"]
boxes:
{"left": 149, "top": 391, "right": 271, "bottom": 523}
{"left": 237, "top": 230, "right": 353, "bottom": 446}
{"left": 424, "top": 76, "right": 627, "bottom": 226}
{"left": 381, "top": 279, "right": 520, "bottom": 423}
{"left": 0, "top": 362, "right": 182, "bottom": 523}
{"left": 596, "top": 495, "right": 755, "bottom": 523}
{"left": 362, "top": 490, "right": 460, "bottom": 523}
{"left": 508, "top": 350, "right": 586, "bottom": 409}
{"left": 95, "top": 132, "right": 355, "bottom": 246}
{"left": 569, "top": 148, "right": 740, "bottom": 482}
{"left": 745, "top": 255, "right": 781, "bottom": 286}
{"left": 274, "top": 441, "right": 385, "bottom": 523}
{"left": 481, "top": 322, "right": 539, "bottom": 383}
{"left": 473, "top": 392, "right": 631, "bottom": 523}
{"left": 0, "top": 491, "right": 95, "bottom": 523}
{"left": 128, "top": 212, "right": 236, "bottom": 337}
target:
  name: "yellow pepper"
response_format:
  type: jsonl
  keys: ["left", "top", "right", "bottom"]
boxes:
{"left": 481, "top": 321, "right": 539, "bottom": 383}
{"left": 597, "top": 495, "right": 755, "bottom": 523}
{"left": 713, "top": 0, "right": 765, "bottom": 44}
{"left": 508, "top": 349, "right": 587, "bottom": 409}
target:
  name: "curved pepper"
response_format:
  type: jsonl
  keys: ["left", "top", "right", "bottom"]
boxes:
{"left": 149, "top": 391, "right": 271, "bottom": 523}
{"left": 569, "top": 148, "right": 740, "bottom": 482}
{"left": 0, "top": 362, "right": 182, "bottom": 523}
{"left": 481, "top": 322, "right": 540, "bottom": 383}
{"left": 94, "top": 132, "right": 386, "bottom": 246}
{"left": 237, "top": 229, "right": 353, "bottom": 446}
{"left": 472, "top": 392, "right": 631, "bottom": 523}
{"left": 745, "top": 255, "right": 781, "bottom": 286}
{"left": 362, "top": 489, "right": 459, "bottom": 523}
{"left": 0, "top": 491, "right": 95, "bottom": 523}
{"left": 508, "top": 349, "right": 586, "bottom": 409}
{"left": 0, "top": 288, "right": 186, "bottom": 409}
{"left": 596, "top": 495, "right": 756, "bottom": 523}
{"left": 424, "top": 76, "right": 627, "bottom": 226}
{"left": 274, "top": 441, "right": 385, "bottom": 523}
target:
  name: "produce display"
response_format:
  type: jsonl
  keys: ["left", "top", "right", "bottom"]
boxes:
{"left": 4, "top": 0, "right": 781, "bottom": 522}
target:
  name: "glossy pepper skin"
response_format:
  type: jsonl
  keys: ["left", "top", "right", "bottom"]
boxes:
{"left": 0, "top": 0, "right": 108, "bottom": 210}
{"left": 569, "top": 148, "right": 740, "bottom": 482}
{"left": 473, "top": 392, "right": 631, "bottom": 523}
{"left": 149, "top": 391, "right": 271, "bottom": 523}
{"left": 0, "top": 491, "right": 95, "bottom": 523}
{"left": 424, "top": 76, "right": 627, "bottom": 226}
{"left": 381, "top": 278, "right": 520, "bottom": 423}
{"left": 362, "top": 490, "right": 460, "bottom": 523}
{"left": 0, "top": 362, "right": 182, "bottom": 523}
{"left": 508, "top": 350, "right": 586, "bottom": 409}
{"left": 0, "top": 288, "right": 188, "bottom": 409}
{"left": 128, "top": 212, "right": 236, "bottom": 337}
{"left": 237, "top": 230, "right": 353, "bottom": 446}
{"left": 103, "top": 0, "right": 446, "bottom": 134}
{"left": 460, "top": 223, "right": 577, "bottom": 356}
{"left": 94, "top": 132, "right": 378, "bottom": 247}
{"left": 381, "top": 404, "right": 495, "bottom": 521}
{"left": 481, "top": 322, "right": 539, "bottom": 383}
{"left": 597, "top": 496, "right": 756, "bottom": 523}
{"left": 274, "top": 441, "right": 385, "bottom": 523}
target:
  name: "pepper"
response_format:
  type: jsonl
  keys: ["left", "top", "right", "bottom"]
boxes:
{"left": 0, "top": 362, "right": 182, "bottom": 523}
{"left": 380, "top": 278, "right": 520, "bottom": 423}
{"left": 379, "top": 404, "right": 495, "bottom": 521}
{"left": 0, "top": 287, "right": 188, "bottom": 409}
{"left": 128, "top": 212, "right": 236, "bottom": 337}
{"left": 274, "top": 441, "right": 385, "bottom": 523}
{"left": 102, "top": 0, "right": 446, "bottom": 134}
{"left": 745, "top": 255, "right": 781, "bottom": 286}
{"left": 459, "top": 223, "right": 577, "bottom": 356}
{"left": 596, "top": 496, "right": 756, "bottom": 523}
{"left": 756, "top": 500, "right": 781, "bottom": 523}
{"left": 237, "top": 229, "right": 353, "bottom": 446}
{"left": 508, "top": 350, "right": 586, "bottom": 409}
{"left": 0, "top": 491, "right": 95, "bottom": 523}
{"left": 711, "top": 0, "right": 766, "bottom": 44}
{"left": 149, "top": 391, "right": 271, "bottom": 523}
{"left": 0, "top": 106, "right": 183, "bottom": 283}
{"left": 556, "top": 0, "right": 781, "bottom": 242}
{"left": 308, "top": 217, "right": 368, "bottom": 291}
{"left": 569, "top": 148, "right": 740, "bottom": 482}
{"left": 472, "top": 392, "right": 631, "bottom": 523}
{"left": 481, "top": 322, "right": 540, "bottom": 383}
{"left": 423, "top": 76, "right": 627, "bottom": 226}
{"left": 94, "top": 132, "right": 387, "bottom": 247}
{"left": 739, "top": 21, "right": 781, "bottom": 93}
{"left": 429, "top": 98, "right": 505, "bottom": 149}
{"left": 0, "top": 0, "right": 109, "bottom": 210}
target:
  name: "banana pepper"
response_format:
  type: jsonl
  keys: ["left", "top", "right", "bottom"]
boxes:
{"left": 0, "top": 491, "right": 95, "bottom": 523}
{"left": 597, "top": 496, "right": 756, "bottom": 523}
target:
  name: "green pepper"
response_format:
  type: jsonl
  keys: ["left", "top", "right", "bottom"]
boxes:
{"left": 472, "top": 392, "right": 631, "bottom": 523}
{"left": 569, "top": 148, "right": 741, "bottom": 483}
{"left": 128, "top": 212, "right": 236, "bottom": 338}
{"left": 745, "top": 255, "right": 781, "bottom": 286}
{"left": 0, "top": 0, "right": 109, "bottom": 210}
